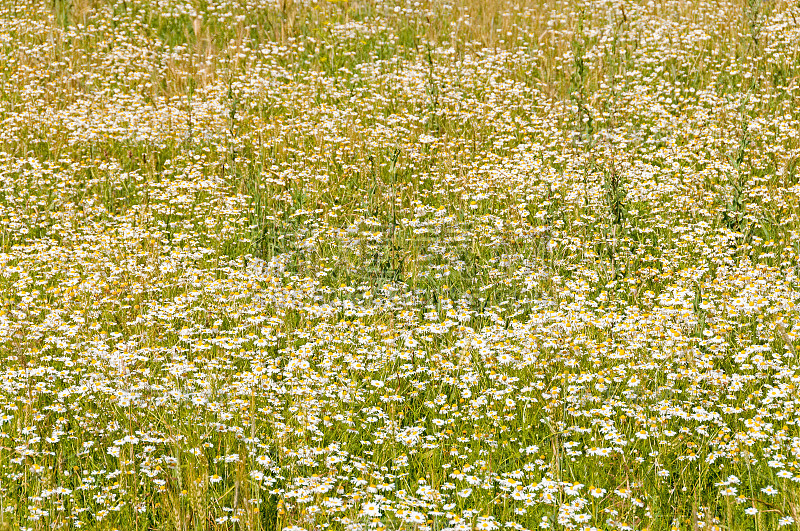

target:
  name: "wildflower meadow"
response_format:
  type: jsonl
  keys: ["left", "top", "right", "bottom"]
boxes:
{"left": 1, "top": 0, "right": 800, "bottom": 529}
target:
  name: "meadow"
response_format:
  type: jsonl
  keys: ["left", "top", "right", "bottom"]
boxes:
{"left": 1, "top": 0, "right": 800, "bottom": 529}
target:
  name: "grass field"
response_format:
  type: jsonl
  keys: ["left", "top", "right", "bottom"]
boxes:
{"left": 1, "top": 0, "right": 800, "bottom": 529}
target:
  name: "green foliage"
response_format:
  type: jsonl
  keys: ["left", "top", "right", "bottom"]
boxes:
{"left": 1, "top": 0, "right": 800, "bottom": 530}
